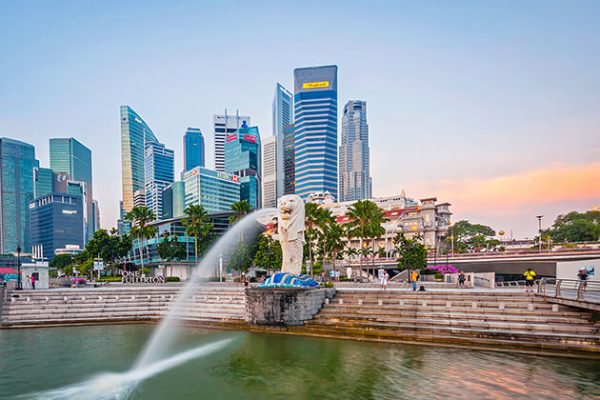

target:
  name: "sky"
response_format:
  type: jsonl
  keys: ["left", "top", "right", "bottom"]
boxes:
{"left": 1, "top": 0, "right": 599, "bottom": 238}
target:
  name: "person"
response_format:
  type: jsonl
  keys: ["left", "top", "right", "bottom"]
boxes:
{"left": 321, "top": 271, "right": 326, "bottom": 283}
{"left": 410, "top": 270, "right": 418, "bottom": 291}
{"left": 577, "top": 268, "right": 589, "bottom": 291}
{"left": 523, "top": 268, "right": 536, "bottom": 293}
{"left": 383, "top": 271, "right": 389, "bottom": 291}
{"left": 335, "top": 270, "right": 340, "bottom": 282}
{"left": 379, "top": 268, "right": 386, "bottom": 289}
{"left": 30, "top": 274, "right": 36, "bottom": 290}
{"left": 25, "top": 275, "right": 30, "bottom": 289}
{"left": 457, "top": 271, "right": 466, "bottom": 289}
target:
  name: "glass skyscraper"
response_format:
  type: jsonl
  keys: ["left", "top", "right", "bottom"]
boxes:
{"left": 261, "top": 135, "right": 277, "bottom": 208}
{"left": 339, "top": 100, "right": 372, "bottom": 201}
{"left": 0, "top": 138, "right": 36, "bottom": 253}
{"left": 224, "top": 123, "right": 261, "bottom": 209}
{"left": 272, "top": 83, "right": 292, "bottom": 199}
{"left": 145, "top": 142, "right": 174, "bottom": 220}
{"left": 283, "top": 123, "right": 296, "bottom": 195}
{"left": 293, "top": 65, "right": 338, "bottom": 199}
{"left": 213, "top": 112, "right": 250, "bottom": 172}
{"left": 183, "top": 167, "right": 240, "bottom": 213}
{"left": 184, "top": 127, "right": 205, "bottom": 172}
{"left": 49, "top": 137, "right": 95, "bottom": 241}
{"left": 29, "top": 193, "right": 84, "bottom": 260}
{"left": 162, "top": 181, "right": 185, "bottom": 220}
{"left": 34, "top": 166, "right": 54, "bottom": 198}
{"left": 120, "top": 105, "right": 159, "bottom": 213}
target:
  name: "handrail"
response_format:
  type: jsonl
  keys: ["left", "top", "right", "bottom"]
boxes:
{"left": 536, "top": 278, "right": 599, "bottom": 304}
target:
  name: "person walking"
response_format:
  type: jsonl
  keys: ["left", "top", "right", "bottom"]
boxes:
{"left": 457, "top": 271, "right": 466, "bottom": 289}
{"left": 379, "top": 268, "right": 386, "bottom": 289}
{"left": 30, "top": 274, "right": 36, "bottom": 290}
{"left": 577, "top": 268, "right": 589, "bottom": 292}
{"left": 410, "top": 270, "right": 418, "bottom": 291}
{"left": 523, "top": 268, "right": 536, "bottom": 294}
{"left": 383, "top": 271, "right": 389, "bottom": 291}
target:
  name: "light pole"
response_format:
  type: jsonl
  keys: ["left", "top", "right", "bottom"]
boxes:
{"left": 16, "top": 245, "right": 22, "bottom": 290}
{"left": 536, "top": 215, "right": 543, "bottom": 253}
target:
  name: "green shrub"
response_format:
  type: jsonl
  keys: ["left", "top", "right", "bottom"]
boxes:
{"left": 97, "top": 276, "right": 123, "bottom": 282}
{"left": 321, "top": 282, "right": 334, "bottom": 288}
{"left": 166, "top": 276, "right": 180, "bottom": 282}
{"left": 434, "top": 272, "right": 443, "bottom": 280}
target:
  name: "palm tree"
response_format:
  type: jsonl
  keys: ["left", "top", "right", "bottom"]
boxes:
{"left": 182, "top": 204, "right": 213, "bottom": 263}
{"left": 344, "top": 200, "right": 386, "bottom": 280}
{"left": 305, "top": 203, "right": 327, "bottom": 275}
{"left": 125, "top": 206, "right": 157, "bottom": 276}
{"left": 322, "top": 221, "right": 345, "bottom": 275}
{"left": 229, "top": 200, "right": 252, "bottom": 224}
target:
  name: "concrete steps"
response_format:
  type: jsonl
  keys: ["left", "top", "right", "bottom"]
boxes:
{"left": 307, "top": 290, "right": 600, "bottom": 353}
{"left": 1, "top": 285, "right": 246, "bottom": 327}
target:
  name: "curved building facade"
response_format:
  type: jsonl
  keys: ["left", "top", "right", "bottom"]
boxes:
{"left": 120, "top": 106, "right": 159, "bottom": 213}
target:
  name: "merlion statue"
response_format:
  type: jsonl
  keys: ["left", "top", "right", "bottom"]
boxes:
{"left": 277, "top": 194, "right": 305, "bottom": 275}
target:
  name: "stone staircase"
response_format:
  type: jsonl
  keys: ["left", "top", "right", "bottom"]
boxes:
{"left": 300, "top": 290, "right": 600, "bottom": 356}
{"left": 0, "top": 285, "right": 246, "bottom": 328}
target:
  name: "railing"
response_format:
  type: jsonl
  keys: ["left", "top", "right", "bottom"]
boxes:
{"left": 496, "top": 280, "right": 528, "bottom": 287}
{"left": 537, "top": 278, "right": 600, "bottom": 303}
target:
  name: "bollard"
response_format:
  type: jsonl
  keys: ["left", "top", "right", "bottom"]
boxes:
{"left": 45, "top": 297, "right": 49, "bottom": 302}
{"left": 399, "top": 299, "right": 404, "bottom": 307}
{"left": 358, "top": 299, "right": 363, "bottom": 305}
{"left": 99, "top": 296, "right": 102, "bottom": 301}
{"left": 116, "top": 296, "right": 119, "bottom": 300}
{"left": 378, "top": 299, "right": 383, "bottom": 306}
{"left": 147, "top": 295, "right": 151, "bottom": 300}
{"left": 131, "top": 296, "right": 135, "bottom": 300}
{"left": 422, "top": 301, "right": 427, "bottom": 307}
{"left": 499, "top": 302, "right": 505, "bottom": 310}
{"left": 26, "top": 297, "right": 30, "bottom": 302}
{"left": 325, "top": 298, "right": 329, "bottom": 304}
{"left": 64, "top": 296, "right": 68, "bottom": 301}
{"left": 446, "top": 301, "right": 452, "bottom": 308}
{"left": 552, "top": 304, "right": 559, "bottom": 312}
{"left": 339, "top": 298, "right": 344, "bottom": 305}
{"left": 471, "top": 302, "right": 477, "bottom": 309}
{"left": 527, "top": 303, "right": 534, "bottom": 311}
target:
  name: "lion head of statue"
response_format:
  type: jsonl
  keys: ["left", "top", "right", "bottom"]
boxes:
{"left": 277, "top": 195, "right": 305, "bottom": 241}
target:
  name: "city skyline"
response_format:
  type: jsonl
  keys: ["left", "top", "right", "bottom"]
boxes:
{"left": 2, "top": 1, "right": 599, "bottom": 237}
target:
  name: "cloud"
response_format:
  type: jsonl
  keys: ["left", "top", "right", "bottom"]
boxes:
{"left": 380, "top": 162, "right": 600, "bottom": 215}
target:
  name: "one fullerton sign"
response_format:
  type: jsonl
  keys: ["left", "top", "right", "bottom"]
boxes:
{"left": 121, "top": 270, "right": 165, "bottom": 284}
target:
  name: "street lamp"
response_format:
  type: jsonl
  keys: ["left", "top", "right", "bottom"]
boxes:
{"left": 16, "top": 245, "right": 22, "bottom": 290}
{"left": 536, "top": 215, "right": 543, "bottom": 253}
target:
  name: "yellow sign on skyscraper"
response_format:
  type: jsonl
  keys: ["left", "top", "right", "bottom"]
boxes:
{"left": 302, "top": 81, "right": 330, "bottom": 89}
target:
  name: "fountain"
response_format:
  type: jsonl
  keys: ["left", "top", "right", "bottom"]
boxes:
{"left": 26, "top": 209, "right": 275, "bottom": 399}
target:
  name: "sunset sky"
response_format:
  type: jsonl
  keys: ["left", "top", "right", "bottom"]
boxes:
{"left": 1, "top": 0, "right": 599, "bottom": 237}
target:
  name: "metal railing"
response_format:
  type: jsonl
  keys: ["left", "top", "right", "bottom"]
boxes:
{"left": 537, "top": 278, "right": 600, "bottom": 303}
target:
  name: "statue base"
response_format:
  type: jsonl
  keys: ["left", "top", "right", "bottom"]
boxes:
{"left": 245, "top": 286, "right": 335, "bottom": 326}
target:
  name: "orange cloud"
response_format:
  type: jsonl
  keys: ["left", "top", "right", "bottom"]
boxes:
{"left": 380, "top": 162, "right": 600, "bottom": 215}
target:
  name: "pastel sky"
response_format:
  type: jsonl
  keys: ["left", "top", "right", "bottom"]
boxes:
{"left": 1, "top": 0, "right": 599, "bottom": 238}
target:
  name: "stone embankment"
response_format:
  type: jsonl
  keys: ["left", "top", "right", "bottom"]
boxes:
{"left": 0, "top": 284, "right": 246, "bottom": 329}
{"left": 292, "top": 289, "right": 600, "bottom": 357}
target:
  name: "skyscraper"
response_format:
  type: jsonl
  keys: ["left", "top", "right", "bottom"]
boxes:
{"left": 339, "top": 100, "right": 372, "bottom": 201}
{"left": 184, "top": 127, "right": 205, "bottom": 172}
{"left": 273, "top": 83, "right": 293, "bottom": 199}
{"left": 0, "top": 138, "right": 36, "bottom": 253}
{"left": 213, "top": 111, "right": 250, "bottom": 172}
{"left": 34, "top": 166, "right": 54, "bottom": 198}
{"left": 283, "top": 123, "right": 296, "bottom": 195}
{"left": 224, "top": 122, "right": 261, "bottom": 209}
{"left": 29, "top": 193, "right": 84, "bottom": 260}
{"left": 49, "top": 137, "right": 95, "bottom": 241}
{"left": 145, "top": 141, "right": 174, "bottom": 220}
{"left": 120, "top": 105, "right": 159, "bottom": 213}
{"left": 162, "top": 181, "right": 185, "bottom": 219}
{"left": 183, "top": 167, "right": 240, "bottom": 213}
{"left": 261, "top": 135, "right": 277, "bottom": 208}
{"left": 293, "top": 65, "right": 338, "bottom": 199}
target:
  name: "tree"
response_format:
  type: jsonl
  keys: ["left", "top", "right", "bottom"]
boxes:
{"left": 545, "top": 211, "right": 600, "bottom": 243}
{"left": 49, "top": 254, "right": 73, "bottom": 272}
{"left": 449, "top": 220, "right": 497, "bottom": 253}
{"left": 181, "top": 204, "right": 213, "bottom": 263}
{"left": 157, "top": 232, "right": 186, "bottom": 276}
{"left": 344, "top": 200, "right": 386, "bottom": 279}
{"left": 229, "top": 200, "right": 252, "bottom": 224}
{"left": 253, "top": 234, "right": 282, "bottom": 272}
{"left": 125, "top": 206, "right": 157, "bottom": 275}
{"left": 395, "top": 232, "right": 427, "bottom": 271}
{"left": 320, "top": 222, "right": 346, "bottom": 274}
{"left": 229, "top": 240, "right": 254, "bottom": 275}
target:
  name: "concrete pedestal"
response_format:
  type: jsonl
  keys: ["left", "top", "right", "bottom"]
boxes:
{"left": 245, "top": 287, "right": 335, "bottom": 326}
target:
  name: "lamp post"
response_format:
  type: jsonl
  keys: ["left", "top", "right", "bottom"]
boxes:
{"left": 16, "top": 245, "right": 22, "bottom": 290}
{"left": 536, "top": 215, "right": 543, "bottom": 253}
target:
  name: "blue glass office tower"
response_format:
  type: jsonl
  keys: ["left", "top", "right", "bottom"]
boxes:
{"left": 293, "top": 65, "right": 338, "bottom": 200}
{"left": 184, "top": 128, "right": 205, "bottom": 172}
{"left": 49, "top": 137, "right": 95, "bottom": 241}
{"left": 29, "top": 193, "right": 84, "bottom": 260}
{"left": 120, "top": 106, "right": 159, "bottom": 213}
{"left": 224, "top": 123, "right": 261, "bottom": 209}
{"left": 0, "top": 138, "right": 36, "bottom": 253}
{"left": 273, "top": 83, "right": 293, "bottom": 198}
{"left": 145, "top": 142, "right": 174, "bottom": 220}
{"left": 183, "top": 167, "right": 241, "bottom": 213}
{"left": 34, "top": 166, "right": 54, "bottom": 198}
{"left": 162, "top": 181, "right": 185, "bottom": 219}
